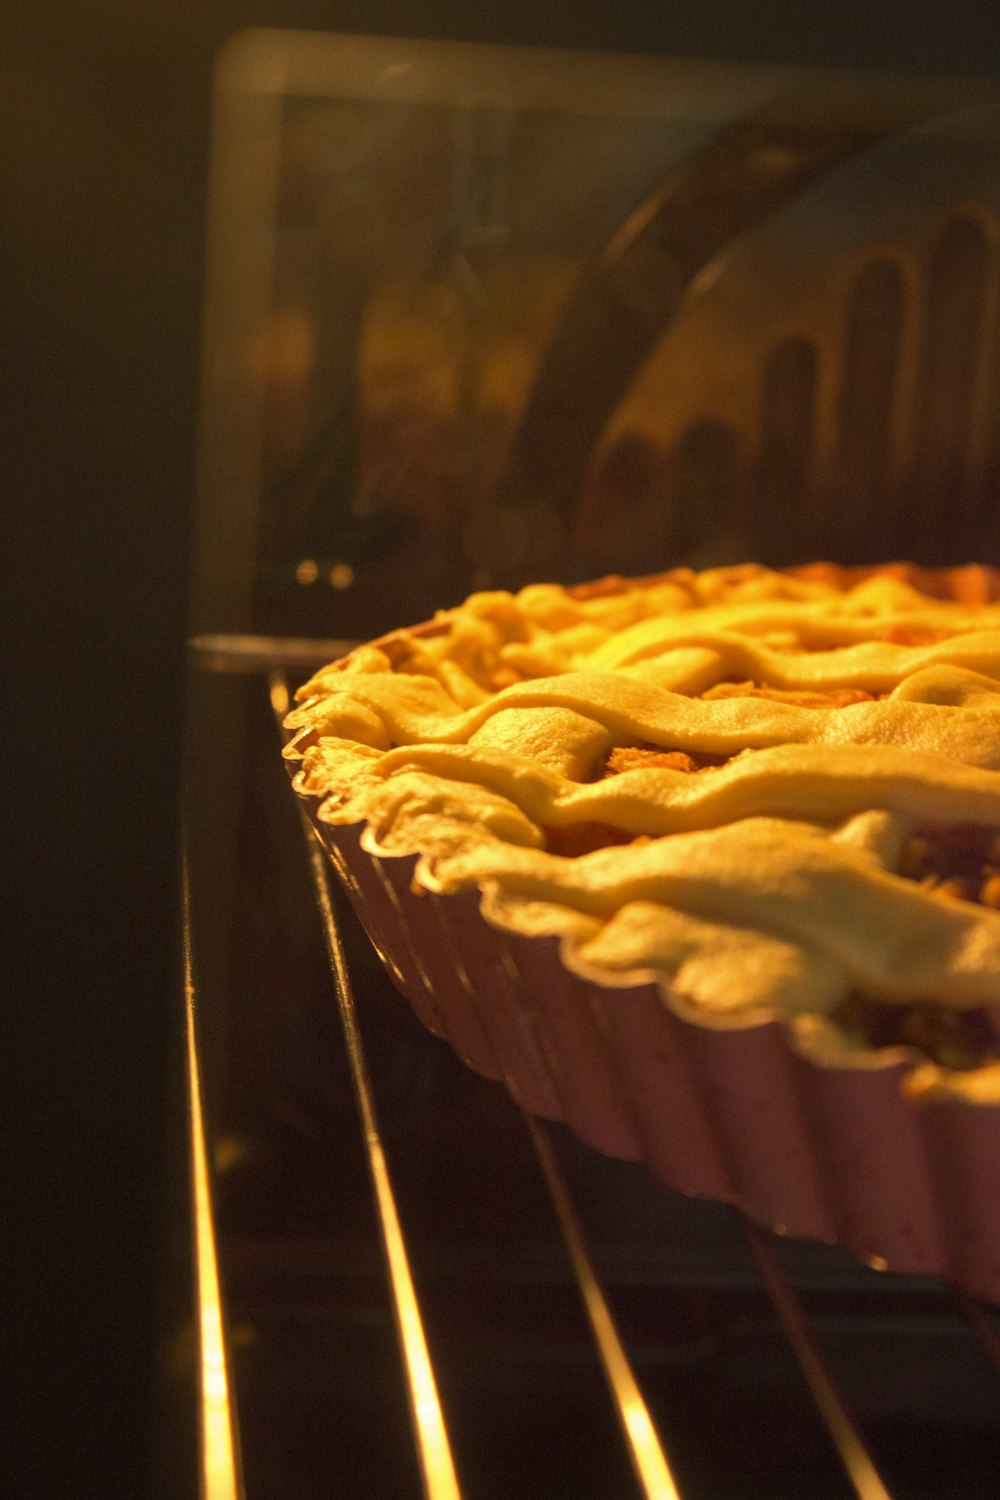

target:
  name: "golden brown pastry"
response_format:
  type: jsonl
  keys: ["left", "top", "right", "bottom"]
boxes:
{"left": 286, "top": 563, "right": 1000, "bottom": 1102}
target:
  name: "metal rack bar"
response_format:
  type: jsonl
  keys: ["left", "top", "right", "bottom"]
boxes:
{"left": 526, "top": 1115, "right": 686, "bottom": 1500}
{"left": 183, "top": 859, "right": 245, "bottom": 1500}
{"left": 276, "top": 671, "right": 464, "bottom": 1500}
{"left": 188, "top": 650, "right": 1000, "bottom": 1497}
{"left": 275, "top": 658, "right": 682, "bottom": 1497}
{"left": 191, "top": 633, "right": 357, "bottom": 673}
{"left": 740, "top": 1214, "right": 895, "bottom": 1500}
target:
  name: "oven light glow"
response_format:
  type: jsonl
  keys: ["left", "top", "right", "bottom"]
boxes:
{"left": 268, "top": 673, "right": 291, "bottom": 722}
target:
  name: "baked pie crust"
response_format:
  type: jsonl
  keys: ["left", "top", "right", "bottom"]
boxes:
{"left": 284, "top": 564, "right": 1000, "bottom": 1296}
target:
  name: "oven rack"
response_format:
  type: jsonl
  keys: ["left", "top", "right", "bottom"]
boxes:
{"left": 183, "top": 647, "right": 1000, "bottom": 1500}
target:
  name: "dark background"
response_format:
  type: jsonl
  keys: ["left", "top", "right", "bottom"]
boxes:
{"left": 5, "top": 3, "right": 1000, "bottom": 1494}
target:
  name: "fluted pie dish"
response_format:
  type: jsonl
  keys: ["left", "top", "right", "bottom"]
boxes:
{"left": 283, "top": 563, "right": 1000, "bottom": 1299}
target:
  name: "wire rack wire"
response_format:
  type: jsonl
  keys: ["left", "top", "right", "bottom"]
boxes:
{"left": 183, "top": 650, "right": 1000, "bottom": 1500}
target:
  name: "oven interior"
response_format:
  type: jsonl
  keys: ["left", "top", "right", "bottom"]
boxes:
{"left": 181, "top": 32, "right": 1000, "bottom": 1498}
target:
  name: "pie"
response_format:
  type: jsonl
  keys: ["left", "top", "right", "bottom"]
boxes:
{"left": 284, "top": 563, "right": 1000, "bottom": 1297}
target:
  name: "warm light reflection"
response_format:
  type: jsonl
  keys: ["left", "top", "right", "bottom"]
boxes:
{"left": 372, "top": 1145, "right": 462, "bottom": 1498}
{"left": 184, "top": 866, "right": 242, "bottom": 1500}
{"left": 527, "top": 1118, "right": 684, "bottom": 1500}
{"left": 268, "top": 671, "right": 291, "bottom": 722}
{"left": 741, "top": 1216, "right": 893, "bottom": 1500}
{"left": 300, "top": 789, "right": 463, "bottom": 1500}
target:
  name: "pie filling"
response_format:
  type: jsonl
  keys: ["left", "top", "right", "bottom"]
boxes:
{"left": 831, "top": 993, "right": 1000, "bottom": 1071}
{"left": 288, "top": 566, "right": 1000, "bottom": 1086}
